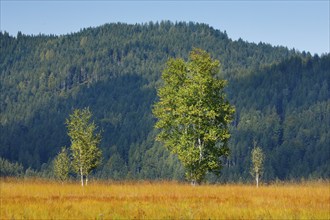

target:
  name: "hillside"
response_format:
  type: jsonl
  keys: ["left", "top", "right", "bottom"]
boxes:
{"left": 0, "top": 21, "right": 329, "bottom": 181}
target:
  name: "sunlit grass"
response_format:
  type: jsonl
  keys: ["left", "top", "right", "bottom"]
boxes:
{"left": 1, "top": 178, "right": 329, "bottom": 219}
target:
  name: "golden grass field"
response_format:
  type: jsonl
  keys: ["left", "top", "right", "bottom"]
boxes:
{"left": 1, "top": 178, "right": 329, "bottom": 219}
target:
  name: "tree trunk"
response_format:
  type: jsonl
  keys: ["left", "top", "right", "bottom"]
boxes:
{"left": 256, "top": 172, "right": 259, "bottom": 188}
{"left": 85, "top": 175, "right": 88, "bottom": 186}
{"left": 198, "top": 138, "right": 202, "bottom": 163}
{"left": 190, "top": 170, "right": 196, "bottom": 186}
{"left": 79, "top": 148, "right": 84, "bottom": 187}
{"left": 80, "top": 167, "right": 84, "bottom": 187}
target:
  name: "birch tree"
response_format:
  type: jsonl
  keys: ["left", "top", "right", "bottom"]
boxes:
{"left": 66, "top": 108, "right": 102, "bottom": 186}
{"left": 153, "top": 48, "right": 235, "bottom": 184}
{"left": 251, "top": 146, "right": 264, "bottom": 188}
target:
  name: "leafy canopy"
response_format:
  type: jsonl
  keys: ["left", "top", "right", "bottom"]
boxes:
{"left": 251, "top": 146, "right": 264, "bottom": 176}
{"left": 66, "top": 108, "right": 102, "bottom": 182}
{"left": 53, "top": 147, "right": 70, "bottom": 182}
{"left": 153, "top": 48, "right": 235, "bottom": 184}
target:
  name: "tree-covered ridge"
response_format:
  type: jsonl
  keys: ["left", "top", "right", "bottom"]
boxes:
{"left": 0, "top": 21, "right": 328, "bottom": 181}
{"left": 224, "top": 55, "right": 330, "bottom": 181}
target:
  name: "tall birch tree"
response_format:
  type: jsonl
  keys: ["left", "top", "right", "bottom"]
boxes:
{"left": 251, "top": 146, "right": 264, "bottom": 188}
{"left": 66, "top": 108, "right": 102, "bottom": 186}
{"left": 153, "top": 48, "right": 235, "bottom": 184}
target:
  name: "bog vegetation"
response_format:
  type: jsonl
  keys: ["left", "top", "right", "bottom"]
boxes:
{"left": 1, "top": 179, "right": 329, "bottom": 219}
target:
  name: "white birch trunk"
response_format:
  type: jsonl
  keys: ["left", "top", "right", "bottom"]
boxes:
{"left": 256, "top": 172, "right": 259, "bottom": 188}
{"left": 80, "top": 166, "right": 84, "bottom": 187}
{"left": 198, "top": 138, "right": 202, "bottom": 163}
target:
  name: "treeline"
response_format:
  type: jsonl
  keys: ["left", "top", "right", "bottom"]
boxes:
{"left": 0, "top": 21, "right": 329, "bottom": 182}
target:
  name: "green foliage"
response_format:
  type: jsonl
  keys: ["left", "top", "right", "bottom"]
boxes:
{"left": 24, "top": 167, "right": 39, "bottom": 178}
{"left": 153, "top": 49, "right": 235, "bottom": 184}
{"left": 66, "top": 108, "right": 102, "bottom": 185}
{"left": 0, "top": 157, "right": 24, "bottom": 177}
{"left": 222, "top": 54, "right": 330, "bottom": 182}
{"left": 0, "top": 22, "right": 329, "bottom": 182}
{"left": 53, "top": 147, "right": 70, "bottom": 182}
{"left": 97, "top": 153, "right": 128, "bottom": 180}
{"left": 251, "top": 146, "right": 264, "bottom": 187}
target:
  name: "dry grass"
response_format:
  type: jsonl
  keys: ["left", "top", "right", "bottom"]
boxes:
{"left": 1, "top": 178, "right": 329, "bottom": 219}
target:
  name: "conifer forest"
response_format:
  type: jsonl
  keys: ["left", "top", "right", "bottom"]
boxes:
{"left": 1, "top": 21, "right": 329, "bottom": 182}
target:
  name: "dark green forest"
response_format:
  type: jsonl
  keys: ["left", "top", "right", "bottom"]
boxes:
{"left": 1, "top": 21, "right": 329, "bottom": 182}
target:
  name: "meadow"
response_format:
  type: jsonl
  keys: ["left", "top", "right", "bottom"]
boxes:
{"left": 1, "top": 178, "right": 329, "bottom": 219}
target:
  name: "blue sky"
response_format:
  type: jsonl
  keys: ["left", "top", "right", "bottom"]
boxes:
{"left": 1, "top": 1, "right": 329, "bottom": 55}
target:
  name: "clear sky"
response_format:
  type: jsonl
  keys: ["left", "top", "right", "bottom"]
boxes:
{"left": 1, "top": 1, "right": 329, "bottom": 55}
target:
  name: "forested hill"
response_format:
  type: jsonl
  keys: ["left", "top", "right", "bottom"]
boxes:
{"left": 1, "top": 21, "right": 329, "bottom": 181}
